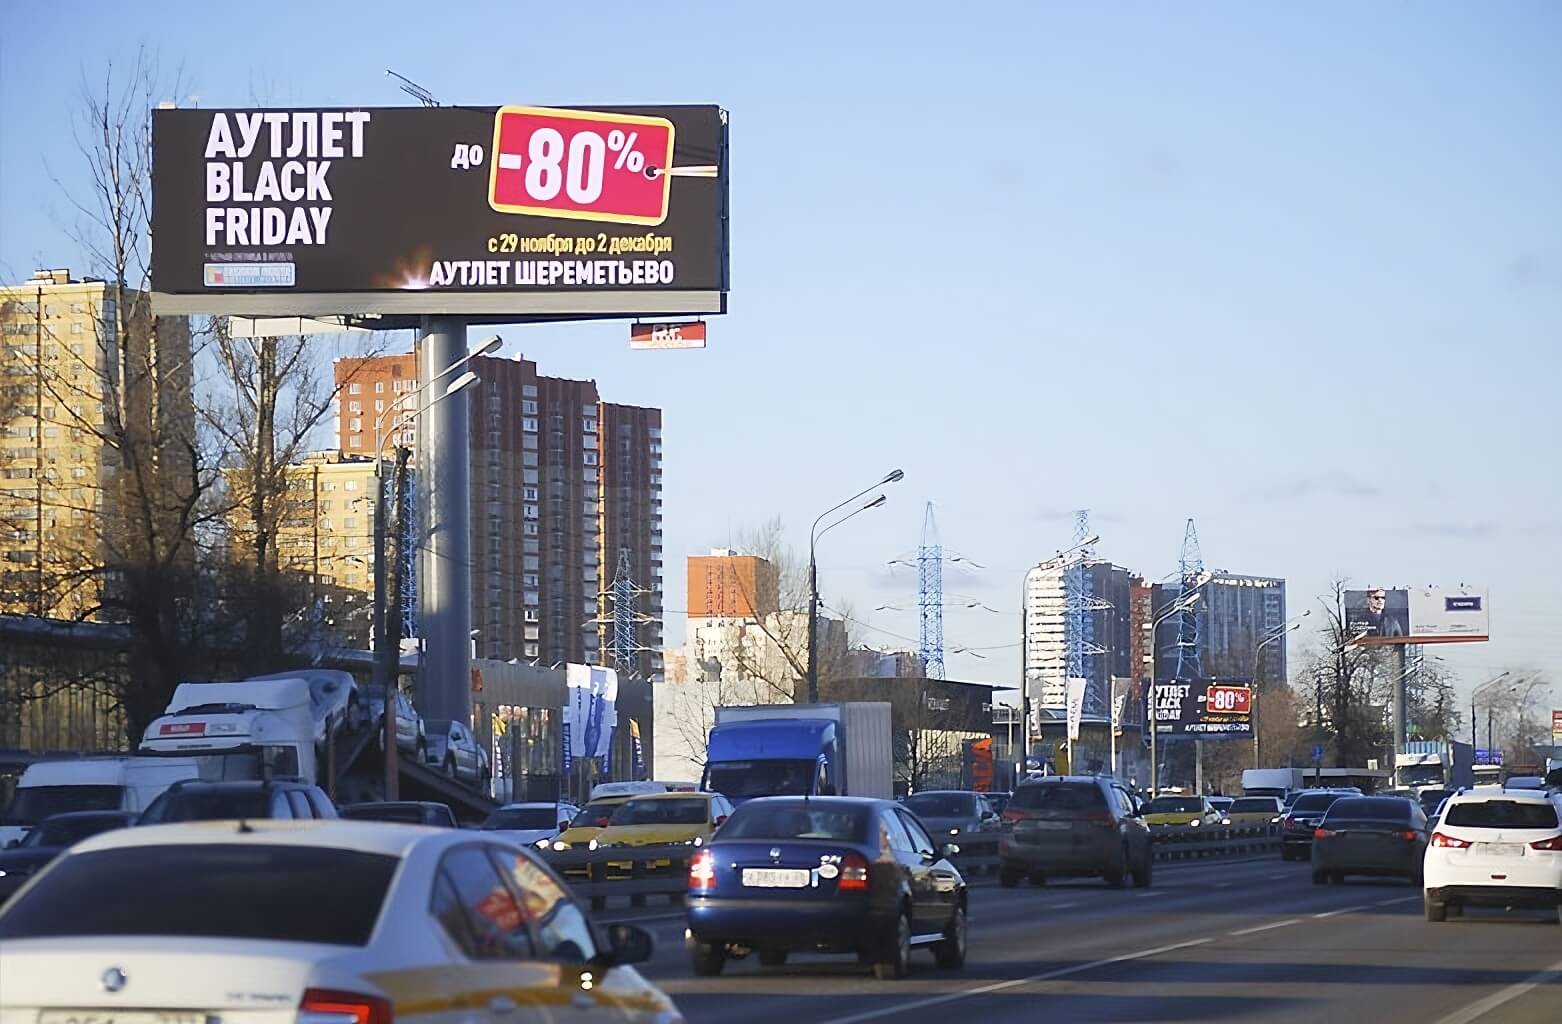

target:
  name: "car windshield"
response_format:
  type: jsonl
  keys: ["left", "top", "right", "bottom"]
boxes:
{"left": 1291, "top": 792, "right": 1346, "bottom": 814}
{"left": 904, "top": 793, "right": 977, "bottom": 818}
{"left": 1444, "top": 800, "right": 1560, "bottom": 829}
{"left": 486, "top": 807, "right": 560, "bottom": 830}
{"left": 1418, "top": 790, "right": 1452, "bottom": 814}
{"left": 1144, "top": 797, "right": 1203, "bottom": 814}
{"left": 2, "top": 785, "right": 124, "bottom": 826}
{"left": 1325, "top": 798, "right": 1411, "bottom": 821}
{"left": 610, "top": 798, "right": 709, "bottom": 826}
{"left": 1010, "top": 783, "right": 1105, "bottom": 812}
{"left": 1230, "top": 798, "right": 1279, "bottom": 814}
{"left": 570, "top": 801, "right": 622, "bottom": 828}
{"left": 139, "top": 788, "right": 271, "bottom": 824}
{"left": 24, "top": 815, "right": 129, "bottom": 848}
{"left": 719, "top": 802, "right": 870, "bottom": 842}
{"left": 342, "top": 805, "right": 437, "bottom": 825}
{"left": 704, "top": 760, "right": 816, "bottom": 798}
{"left": 0, "top": 844, "right": 396, "bottom": 945}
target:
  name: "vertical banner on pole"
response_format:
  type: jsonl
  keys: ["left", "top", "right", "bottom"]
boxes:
{"left": 1066, "top": 676, "right": 1087, "bottom": 743}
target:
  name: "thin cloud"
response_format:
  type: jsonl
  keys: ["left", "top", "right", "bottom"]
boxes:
{"left": 1260, "top": 471, "right": 1381, "bottom": 501}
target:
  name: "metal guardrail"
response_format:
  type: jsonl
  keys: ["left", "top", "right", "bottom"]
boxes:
{"left": 1148, "top": 822, "right": 1281, "bottom": 861}
{"left": 541, "top": 843, "right": 697, "bottom": 911}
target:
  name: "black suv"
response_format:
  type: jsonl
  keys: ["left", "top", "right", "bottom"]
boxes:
{"left": 137, "top": 779, "right": 337, "bottom": 825}
{"left": 998, "top": 775, "right": 1153, "bottom": 888}
{"left": 338, "top": 801, "right": 457, "bottom": 828}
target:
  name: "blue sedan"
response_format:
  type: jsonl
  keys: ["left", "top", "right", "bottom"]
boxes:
{"left": 685, "top": 796, "right": 967, "bottom": 979}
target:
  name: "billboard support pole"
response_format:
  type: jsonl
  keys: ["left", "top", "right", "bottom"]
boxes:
{"left": 1392, "top": 644, "right": 1407, "bottom": 761}
{"left": 418, "top": 315, "right": 473, "bottom": 726}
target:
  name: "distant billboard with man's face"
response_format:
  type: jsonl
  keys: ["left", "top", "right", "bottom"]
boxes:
{"left": 1344, "top": 587, "right": 1489, "bottom": 645}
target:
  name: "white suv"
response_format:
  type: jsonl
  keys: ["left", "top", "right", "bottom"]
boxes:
{"left": 1423, "top": 789, "right": 1562, "bottom": 923}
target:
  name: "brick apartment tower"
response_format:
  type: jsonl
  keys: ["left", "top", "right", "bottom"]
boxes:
{"left": 335, "top": 350, "right": 663, "bottom": 673}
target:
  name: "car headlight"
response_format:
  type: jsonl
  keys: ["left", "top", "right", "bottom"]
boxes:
{"left": 551, "top": 841, "right": 571, "bottom": 851}
{"left": 692, "top": 836, "right": 704, "bottom": 847}
{"left": 1189, "top": 818, "right": 1201, "bottom": 826}
{"left": 587, "top": 839, "right": 599, "bottom": 851}
{"left": 0, "top": 869, "right": 8, "bottom": 877}
{"left": 1222, "top": 818, "right": 1231, "bottom": 826}
{"left": 949, "top": 828, "right": 961, "bottom": 836}
{"left": 1270, "top": 816, "right": 1281, "bottom": 823}
{"left": 534, "top": 837, "right": 551, "bottom": 848}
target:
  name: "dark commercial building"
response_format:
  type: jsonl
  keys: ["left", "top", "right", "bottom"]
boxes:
{"left": 1151, "top": 573, "right": 1288, "bottom": 684}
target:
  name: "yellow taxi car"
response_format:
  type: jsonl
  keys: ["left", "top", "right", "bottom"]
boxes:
{"left": 551, "top": 796, "right": 637, "bottom": 854}
{"left": 1225, "top": 795, "right": 1284, "bottom": 828}
{"left": 1140, "top": 794, "right": 1225, "bottom": 830}
{"left": 596, "top": 792, "right": 735, "bottom": 874}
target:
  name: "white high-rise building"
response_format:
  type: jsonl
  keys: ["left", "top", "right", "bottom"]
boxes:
{"left": 1023, "top": 564, "right": 1069, "bottom": 712}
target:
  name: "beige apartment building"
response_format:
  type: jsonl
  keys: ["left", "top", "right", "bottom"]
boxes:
{"left": 0, "top": 269, "right": 192, "bottom": 619}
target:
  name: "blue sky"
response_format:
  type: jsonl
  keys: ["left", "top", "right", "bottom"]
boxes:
{"left": 2, "top": 2, "right": 1558, "bottom": 710}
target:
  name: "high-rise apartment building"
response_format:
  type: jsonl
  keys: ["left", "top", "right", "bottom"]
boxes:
{"left": 0, "top": 269, "right": 192, "bottom": 618}
{"left": 687, "top": 549, "right": 778, "bottom": 620}
{"left": 334, "top": 351, "right": 663, "bottom": 672}
{"left": 1150, "top": 573, "right": 1287, "bottom": 684}
{"left": 1022, "top": 558, "right": 1136, "bottom": 713}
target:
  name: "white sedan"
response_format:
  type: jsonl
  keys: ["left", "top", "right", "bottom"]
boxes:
{"left": 0, "top": 820, "right": 683, "bottom": 1023}
{"left": 483, "top": 801, "right": 582, "bottom": 847}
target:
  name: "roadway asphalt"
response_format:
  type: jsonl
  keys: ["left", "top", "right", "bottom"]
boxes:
{"left": 603, "top": 855, "right": 1562, "bottom": 1024}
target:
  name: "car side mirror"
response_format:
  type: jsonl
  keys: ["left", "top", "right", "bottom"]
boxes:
{"left": 938, "top": 842, "right": 960, "bottom": 860}
{"left": 714, "top": 815, "right": 728, "bottom": 826}
{"left": 559, "top": 820, "right": 571, "bottom": 831}
{"left": 597, "top": 923, "right": 654, "bottom": 967}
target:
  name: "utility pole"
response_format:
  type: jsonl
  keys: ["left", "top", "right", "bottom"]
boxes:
{"left": 381, "top": 444, "right": 411, "bottom": 800}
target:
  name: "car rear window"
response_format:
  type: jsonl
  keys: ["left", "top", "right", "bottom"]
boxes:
{"left": 1291, "top": 792, "right": 1346, "bottom": 814}
{"left": 486, "top": 807, "right": 560, "bottom": 830}
{"left": 0, "top": 845, "right": 396, "bottom": 945}
{"left": 904, "top": 793, "right": 976, "bottom": 818}
{"left": 1230, "top": 798, "right": 1278, "bottom": 814}
{"left": 1324, "top": 798, "right": 1411, "bottom": 821}
{"left": 139, "top": 788, "right": 271, "bottom": 824}
{"left": 26, "top": 815, "right": 131, "bottom": 848}
{"left": 611, "top": 798, "right": 710, "bottom": 826}
{"left": 1144, "top": 797, "right": 1203, "bottom": 814}
{"left": 1010, "top": 783, "right": 1106, "bottom": 812}
{"left": 719, "top": 803, "right": 870, "bottom": 842}
{"left": 1444, "top": 800, "right": 1560, "bottom": 830}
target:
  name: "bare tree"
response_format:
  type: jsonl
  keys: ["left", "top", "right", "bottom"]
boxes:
{"left": 1481, "top": 671, "right": 1554, "bottom": 766}
{"left": 1292, "top": 580, "right": 1397, "bottom": 768}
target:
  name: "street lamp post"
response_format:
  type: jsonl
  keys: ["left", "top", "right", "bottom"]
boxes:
{"left": 806, "top": 470, "right": 903, "bottom": 704}
{"left": 1251, "top": 611, "right": 1310, "bottom": 769}
{"left": 1143, "top": 591, "right": 1202, "bottom": 797}
{"left": 1471, "top": 671, "right": 1512, "bottom": 753}
{"left": 368, "top": 344, "right": 491, "bottom": 799}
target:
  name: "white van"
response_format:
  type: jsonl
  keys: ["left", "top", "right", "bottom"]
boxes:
{"left": 0, "top": 756, "right": 220, "bottom": 847}
{"left": 140, "top": 678, "right": 317, "bottom": 783}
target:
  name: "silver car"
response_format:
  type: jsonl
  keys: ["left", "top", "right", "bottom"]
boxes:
{"left": 425, "top": 719, "right": 489, "bottom": 787}
{"left": 902, "top": 790, "right": 1000, "bottom": 840}
{"left": 362, "top": 684, "right": 425, "bottom": 759}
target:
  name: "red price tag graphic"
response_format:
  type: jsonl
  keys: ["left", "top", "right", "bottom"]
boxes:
{"left": 1205, "top": 685, "right": 1252, "bottom": 715}
{"left": 488, "top": 106, "right": 676, "bottom": 226}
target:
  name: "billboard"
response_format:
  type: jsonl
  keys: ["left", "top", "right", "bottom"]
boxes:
{"left": 150, "top": 105, "right": 729, "bottom": 319}
{"left": 1150, "top": 679, "right": 1253, "bottom": 738}
{"left": 1344, "top": 587, "right": 1489, "bottom": 645}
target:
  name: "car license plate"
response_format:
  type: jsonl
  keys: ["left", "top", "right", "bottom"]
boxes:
{"left": 1476, "top": 843, "right": 1522, "bottom": 857}
{"left": 40, "top": 1013, "right": 205, "bottom": 1024}
{"left": 1031, "top": 820, "right": 1070, "bottom": 830}
{"left": 742, "top": 868, "right": 810, "bottom": 888}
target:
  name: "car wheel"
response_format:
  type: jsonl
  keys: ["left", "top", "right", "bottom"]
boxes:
{"left": 1028, "top": 870, "right": 1047, "bottom": 887}
{"left": 1312, "top": 869, "right": 1328, "bottom": 886}
{"left": 933, "top": 903, "right": 967, "bottom": 969}
{"left": 690, "top": 941, "right": 726, "bottom": 976}
{"left": 1132, "top": 851, "right": 1152, "bottom": 889}
{"left": 442, "top": 754, "right": 456, "bottom": 778}
{"left": 758, "top": 949, "right": 788, "bottom": 967}
{"left": 872, "top": 909, "right": 911, "bottom": 980}
{"left": 1424, "top": 896, "right": 1447, "bottom": 922}
{"left": 998, "top": 865, "right": 1024, "bottom": 888}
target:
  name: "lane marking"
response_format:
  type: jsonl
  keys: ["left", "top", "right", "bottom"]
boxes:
{"left": 1431, "top": 956, "right": 1562, "bottom": 1024}
{"left": 1373, "top": 895, "right": 1420, "bottom": 907}
{"left": 1312, "top": 903, "right": 1372, "bottom": 919}
{"left": 1228, "top": 917, "right": 1301, "bottom": 937}
{"left": 1137, "top": 891, "right": 1168, "bottom": 898}
{"left": 815, "top": 937, "right": 1213, "bottom": 1024}
{"left": 1045, "top": 902, "right": 1079, "bottom": 910}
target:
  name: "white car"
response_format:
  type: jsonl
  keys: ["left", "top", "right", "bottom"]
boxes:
{"left": 424, "top": 718, "right": 489, "bottom": 786}
{"left": 482, "top": 801, "right": 582, "bottom": 847}
{"left": 0, "top": 820, "right": 683, "bottom": 1022}
{"left": 1423, "top": 789, "right": 1562, "bottom": 923}
{"left": 247, "top": 670, "right": 366, "bottom": 748}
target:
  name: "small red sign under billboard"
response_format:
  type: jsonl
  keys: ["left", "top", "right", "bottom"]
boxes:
{"left": 630, "top": 321, "right": 707, "bottom": 350}
{"left": 1206, "top": 684, "right": 1252, "bottom": 715}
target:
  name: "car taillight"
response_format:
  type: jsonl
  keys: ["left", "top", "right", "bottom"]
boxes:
{"left": 838, "top": 852, "right": 870, "bottom": 891}
{"left": 689, "top": 849, "right": 715, "bottom": 891}
{"left": 1002, "top": 808, "right": 1024, "bottom": 824}
{"left": 1528, "top": 835, "right": 1562, "bottom": 851}
{"left": 1085, "top": 810, "right": 1115, "bottom": 829}
{"left": 1400, "top": 830, "right": 1419, "bottom": 842}
{"left": 299, "top": 989, "right": 392, "bottom": 1024}
{"left": 1430, "top": 832, "right": 1471, "bottom": 849}
{"left": 1313, "top": 828, "right": 1335, "bottom": 840}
